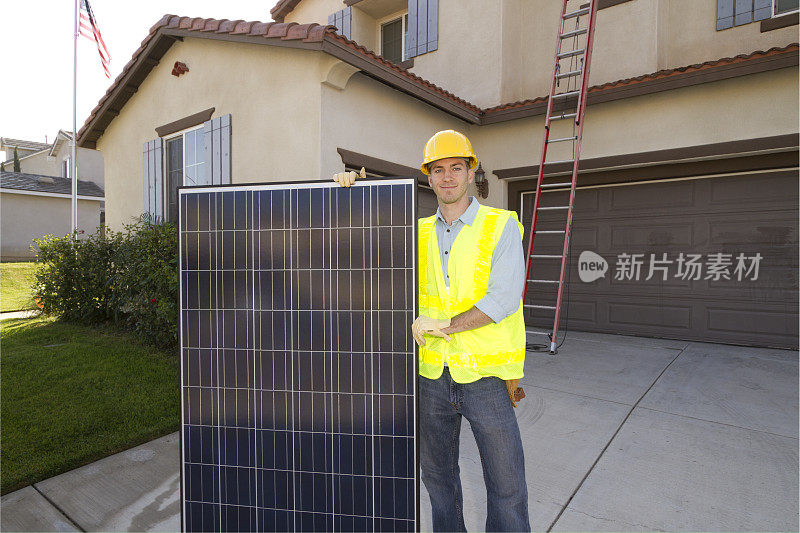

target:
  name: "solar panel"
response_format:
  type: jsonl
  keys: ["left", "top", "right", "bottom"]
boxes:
{"left": 178, "top": 180, "right": 419, "bottom": 532}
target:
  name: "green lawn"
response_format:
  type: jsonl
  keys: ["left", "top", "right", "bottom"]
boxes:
{"left": 0, "top": 316, "right": 180, "bottom": 494}
{"left": 0, "top": 262, "right": 38, "bottom": 312}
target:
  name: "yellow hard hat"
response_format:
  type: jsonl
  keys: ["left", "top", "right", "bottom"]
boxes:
{"left": 420, "top": 130, "right": 479, "bottom": 175}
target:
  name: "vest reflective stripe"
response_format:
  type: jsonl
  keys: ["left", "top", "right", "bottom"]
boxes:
{"left": 417, "top": 205, "right": 526, "bottom": 383}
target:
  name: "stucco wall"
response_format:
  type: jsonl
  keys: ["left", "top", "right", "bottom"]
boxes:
{"left": 350, "top": 6, "right": 378, "bottom": 53}
{"left": 15, "top": 151, "right": 58, "bottom": 176}
{"left": 319, "top": 71, "right": 503, "bottom": 207}
{"left": 96, "top": 38, "right": 332, "bottom": 231}
{"left": 284, "top": 0, "right": 345, "bottom": 25}
{"left": 660, "top": 0, "right": 799, "bottom": 70}
{"left": 56, "top": 146, "right": 105, "bottom": 188}
{"left": 504, "top": 0, "right": 799, "bottom": 106}
{"left": 18, "top": 146, "right": 104, "bottom": 188}
{"left": 409, "top": 0, "right": 504, "bottom": 109}
{"left": 281, "top": 0, "right": 797, "bottom": 109}
{"left": 473, "top": 66, "right": 800, "bottom": 177}
{"left": 0, "top": 193, "right": 101, "bottom": 260}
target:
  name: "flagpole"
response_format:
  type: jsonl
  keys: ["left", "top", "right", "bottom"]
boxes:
{"left": 71, "top": 0, "right": 79, "bottom": 235}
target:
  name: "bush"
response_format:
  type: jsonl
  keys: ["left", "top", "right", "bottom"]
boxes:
{"left": 33, "top": 217, "right": 179, "bottom": 349}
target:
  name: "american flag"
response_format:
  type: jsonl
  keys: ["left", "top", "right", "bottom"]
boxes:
{"left": 79, "top": 0, "right": 111, "bottom": 78}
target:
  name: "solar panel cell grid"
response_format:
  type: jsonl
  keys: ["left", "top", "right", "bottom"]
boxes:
{"left": 180, "top": 181, "right": 418, "bottom": 532}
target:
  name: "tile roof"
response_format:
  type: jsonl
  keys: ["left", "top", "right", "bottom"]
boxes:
{"left": 0, "top": 138, "right": 50, "bottom": 153}
{"left": 1, "top": 171, "right": 105, "bottom": 198}
{"left": 270, "top": 0, "right": 304, "bottom": 22}
{"left": 77, "top": 15, "right": 337, "bottom": 146}
{"left": 76, "top": 12, "right": 798, "bottom": 147}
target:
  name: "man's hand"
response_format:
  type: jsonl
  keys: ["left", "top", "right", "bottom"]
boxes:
{"left": 506, "top": 379, "right": 525, "bottom": 408}
{"left": 411, "top": 315, "right": 451, "bottom": 346}
{"left": 332, "top": 167, "right": 366, "bottom": 187}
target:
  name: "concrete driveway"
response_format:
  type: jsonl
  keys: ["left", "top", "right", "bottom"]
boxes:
{"left": 2, "top": 330, "right": 797, "bottom": 532}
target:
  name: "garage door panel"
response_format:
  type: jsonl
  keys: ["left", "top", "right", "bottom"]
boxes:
{"left": 609, "top": 223, "right": 695, "bottom": 248}
{"left": 708, "top": 171, "right": 797, "bottom": 206}
{"left": 607, "top": 302, "right": 693, "bottom": 329}
{"left": 704, "top": 266, "right": 798, "bottom": 289}
{"left": 547, "top": 287, "right": 796, "bottom": 305}
{"left": 520, "top": 170, "right": 799, "bottom": 348}
{"left": 707, "top": 307, "right": 798, "bottom": 337}
{"left": 566, "top": 188, "right": 600, "bottom": 211}
{"left": 570, "top": 227, "right": 599, "bottom": 247}
{"left": 708, "top": 218, "right": 798, "bottom": 250}
{"left": 609, "top": 180, "right": 696, "bottom": 211}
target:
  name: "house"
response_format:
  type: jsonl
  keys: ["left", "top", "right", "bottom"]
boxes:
{"left": 76, "top": 0, "right": 798, "bottom": 348}
{"left": 0, "top": 132, "right": 105, "bottom": 260}
{"left": 0, "top": 171, "right": 105, "bottom": 260}
{"left": 1, "top": 131, "right": 104, "bottom": 189}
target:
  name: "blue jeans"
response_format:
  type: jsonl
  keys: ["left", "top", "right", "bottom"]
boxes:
{"left": 419, "top": 367, "right": 530, "bottom": 532}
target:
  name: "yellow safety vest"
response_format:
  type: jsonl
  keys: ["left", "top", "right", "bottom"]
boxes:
{"left": 418, "top": 204, "right": 526, "bottom": 383}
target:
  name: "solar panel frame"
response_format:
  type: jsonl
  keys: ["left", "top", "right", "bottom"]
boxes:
{"left": 177, "top": 179, "right": 420, "bottom": 532}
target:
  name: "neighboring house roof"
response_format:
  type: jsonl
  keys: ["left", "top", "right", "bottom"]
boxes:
{"left": 0, "top": 137, "right": 51, "bottom": 153}
{"left": 49, "top": 130, "right": 75, "bottom": 157}
{"left": 0, "top": 171, "right": 105, "bottom": 198}
{"left": 76, "top": 13, "right": 800, "bottom": 147}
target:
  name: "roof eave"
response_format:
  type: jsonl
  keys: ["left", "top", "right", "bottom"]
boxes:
{"left": 481, "top": 44, "right": 799, "bottom": 123}
{"left": 78, "top": 32, "right": 183, "bottom": 149}
{"left": 320, "top": 36, "right": 481, "bottom": 124}
{"left": 270, "top": 0, "right": 304, "bottom": 23}
{"left": 77, "top": 17, "right": 332, "bottom": 149}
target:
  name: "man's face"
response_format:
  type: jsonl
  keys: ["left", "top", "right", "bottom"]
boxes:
{"left": 427, "top": 157, "right": 474, "bottom": 205}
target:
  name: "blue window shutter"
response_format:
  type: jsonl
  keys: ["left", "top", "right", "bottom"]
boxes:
{"left": 753, "top": 0, "right": 771, "bottom": 20}
{"left": 343, "top": 7, "right": 351, "bottom": 39}
{"left": 328, "top": 7, "right": 352, "bottom": 39}
{"left": 203, "top": 114, "right": 232, "bottom": 186}
{"left": 407, "top": 0, "right": 437, "bottom": 57}
{"left": 717, "top": 0, "right": 735, "bottom": 29}
{"left": 142, "top": 138, "right": 163, "bottom": 220}
{"left": 734, "top": 0, "right": 754, "bottom": 25}
{"left": 426, "top": 0, "right": 438, "bottom": 52}
{"left": 416, "top": 0, "right": 428, "bottom": 56}
{"left": 406, "top": 0, "right": 419, "bottom": 58}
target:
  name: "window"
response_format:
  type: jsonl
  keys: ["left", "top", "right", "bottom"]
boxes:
{"left": 718, "top": 0, "right": 797, "bottom": 29}
{"left": 774, "top": 0, "right": 799, "bottom": 15}
{"left": 144, "top": 114, "right": 230, "bottom": 221}
{"left": 165, "top": 126, "right": 204, "bottom": 222}
{"left": 381, "top": 14, "right": 408, "bottom": 64}
{"left": 61, "top": 157, "right": 73, "bottom": 180}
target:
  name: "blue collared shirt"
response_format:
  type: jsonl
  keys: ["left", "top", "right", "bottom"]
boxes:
{"left": 434, "top": 197, "right": 525, "bottom": 323}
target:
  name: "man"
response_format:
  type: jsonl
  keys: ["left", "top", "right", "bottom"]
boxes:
{"left": 334, "top": 130, "right": 529, "bottom": 532}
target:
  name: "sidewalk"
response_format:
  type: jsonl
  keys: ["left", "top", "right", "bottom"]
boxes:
{"left": 2, "top": 330, "right": 797, "bottom": 532}
{"left": 0, "top": 310, "right": 41, "bottom": 320}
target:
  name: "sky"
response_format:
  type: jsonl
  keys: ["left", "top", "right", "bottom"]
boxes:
{"left": 2, "top": 1, "right": 277, "bottom": 144}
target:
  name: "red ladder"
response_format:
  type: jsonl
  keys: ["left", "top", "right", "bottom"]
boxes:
{"left": 522, "top": 0, "right": 600, "bottom": 354}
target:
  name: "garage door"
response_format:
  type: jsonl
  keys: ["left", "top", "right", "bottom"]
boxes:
{"left": 520, "top": 169, "right": 798, "bottom": 349}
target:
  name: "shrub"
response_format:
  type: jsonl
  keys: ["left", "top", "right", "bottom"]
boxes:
{"left": 33, "top": 217, "right": 179, "bottom": 350}
{"left": 33, "top": 229, "right": 120, "bottom": 323}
